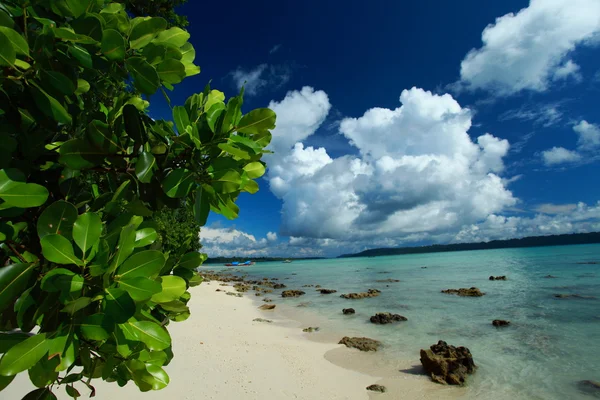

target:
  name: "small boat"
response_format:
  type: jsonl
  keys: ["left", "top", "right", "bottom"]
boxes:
{"left": 282, "top": 259, "right": 292, "bottom": 263}
{"left": 225, "top": 261, "right": 240, "bottom": 267}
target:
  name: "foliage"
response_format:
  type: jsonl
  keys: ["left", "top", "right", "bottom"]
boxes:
{"left": 120, "top": 0, "right": 189, "bottom": 28}
{"left": 0, "top": 1, "right": 275, "bottom": 398}
{"left": 154, "top": 205, "right": 201, "bottom": 253}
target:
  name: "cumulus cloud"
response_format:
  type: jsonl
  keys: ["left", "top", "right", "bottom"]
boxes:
{"left": 229, "top": 64, "right": 291, "bottom": 96}
{"left": 542, "top": 147, "right": 582, "bottom": 166}
{"left": 457, "top": 0, "right": 600, "bottom": 95}
{"left": 266, "top": 232, "right": 278, "bottom": 241}
{"left": 574, "top": 120, "right": 600, "bottom": 150}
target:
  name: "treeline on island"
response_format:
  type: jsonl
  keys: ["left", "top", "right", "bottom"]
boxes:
{"left": 206, "top": 256, "right": 325, "bottom": 263}
{"left": 339, "top": 232, "right": 600, "bottom": 258}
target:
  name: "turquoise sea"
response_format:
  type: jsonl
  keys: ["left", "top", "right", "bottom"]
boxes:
{"left": 206, "top": 244, "right": 600, "bottom": 399}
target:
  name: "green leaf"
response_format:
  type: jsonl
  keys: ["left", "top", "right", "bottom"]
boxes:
{"left": 75, "top": 79, "right": 90, "bottom": 95}
{"left": 29, "top": 83, "right": 72, "bottom": 124}
{"left": 40, "top": 234, "right": 83, "bottom": 266}
{"left": 51, "top": 0, "right": 90, "bottom": 18}
{"left": 61, "top": 296, "right": 91, "bottom": 314}
{"left": 153, "top": 27, "right": 190, "bottom": 47}
{"left": 151, "top": 275, "right": 186, "bottom": 304}
{"left": 145, "top": 364, "right": 170, "bottom": 390}
{"left": 40, "top": 71, "right": 76, "bottom": 96}
{"left": 0, "top": 31, "right": 15, "bottom": 67}
{"left": 237, "top": 108, "right": 277, "bottom": 135}
{"left": 134, "top": 228, "right": 158, "bottom": 247}
{"left": 217, "top": 143, "right": 251, "bottom": 160}
{"left": 184, "top": 63, "right": 200, "bottom": 77}
{"left": 157, "top": 59, "right": 185, "bottom": 84}
{"left": 0, "top": 333, "right": 47, "bottom": 376}
{"left": 193, "top": 186, "right": 210, "bottom": 226}
{"left": 118, "top": 277, "right": 161, "bottom": 302}
{"left": 123, "top": 104, "right": 147, "bottom": 144}
{"left": 101, "top": 29, "right": 125, "bottom": 60}
{"left": 108, "top": 223, "right": 137, "bottom": 272}
{"left": 127, "top": 321, "right": 170, "bottom": 351}
{"left": 242, "top": 179, "right": 259, "bottom": 194}
{"left": 179, "top": 252, "right": 206, "bottom": 270}
{"left": 221, "top": 96, "right": 243, "bottom": 134}
{"left": 117, "top": 250, "right": 165, "bottom": 279}
{"left": 135, "top": 152, "right": 156, "bottom": 183}
{"left": 72, "top": 212, "right": 102, "bottom": 255}
{"left": 206, "top": 103, "right": 226, "bottom": 133}
{"left": 188, "top": 273, "right": 203, "bottom": 287}
{"left": 28, "top": 352, "right": 59, "bottom": 388}
{"left": 130, "top": 17, "right": 167, "bottom": 49}
{"left": 66, "top": 385, "right": 80, "bottom": 398}
{"left": 159, "top": 300, "right": 189, "bottom": 313}
{"left": 180, "top": 42, "right": 195, "bottom": 64}
{"left": 0, "top": 182, "right": 49, "bottom": 208}
{"left": 162, "top": 169, "right": 195, "bottom": 198}
{"left": 47, "top": 329, "right": 77, "bottom": 372}
{"left": 0, "top": 375, "right": 14, "bottom": 391}
{"left": 80, "top": 314, "right": 111, "bottom": 341}
{"left": 41, "top": 268, "right": 83, "bottom": 303}
{"left": 0, "top": 263, "right": 36, "bottom": 313}
{"left": 103, "top": 288, "right": 135, "bottom": 324}
{"left": 69, "top": 44, "right": 92, "bottom": 68}
{"left": 71, "top": 13, "right": 103, "bottom": 41}
{"left": 0, "top": 27, "right": 29, "bottom": 56}
{"left": 87, "top": 119, "right": 121, "bottom": 153}
{"left": 21, "top": 388, "right": 57, "bottom": 400}
{"left": 58, "top": 139, "right": 104, "bottom": 170}
{"left": 172, "top": 106, "right": 190, "bottom": 134}
{"left": 243, "top": 162, "right": 266, "bottom": 179}
{"left": 126, "top": 57, "right": 160, "bottom": 95}
{"left": 204, "top": 90, "right": 225, "bottom": 111}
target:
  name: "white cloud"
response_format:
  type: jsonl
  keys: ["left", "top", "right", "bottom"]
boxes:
{"left": 533, "top": 203, "right": 578, "bottom": 214}
{"left": 542, "top": 146, "right": 582, "bottom": 165}
{"left": 266, "top": 232, "right": 278, "bottom": 241}
{"left": 458, "top": 0, "right": 600, "bottom": 95}
{"left": 269, "top": 44, "right": 281, "bottom": 54}
{"left": 573, "top": 120, "right": 600, "bottom": 150}
{"left": 499, "top": 102, "right": 565, "bottom": 127}
{"left": 229, "top": 64, "right": 291, "bottom": 96}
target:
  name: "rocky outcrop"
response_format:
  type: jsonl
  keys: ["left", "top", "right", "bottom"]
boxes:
{"left": 282, "top": 290, "right": 305, "bottom": 298}
{"left": 273, "top": 283, "right": 286, "bottom": 289}
{"left": 263, "top": 298, "right": 273, "bottom": 302}
{"left": 340, "top": 289, "right": 381, "bottom": 299}
{"left": 441, "top": 287, "right": 484, "bottom": 297}
{"left": 375, "top": 279, "right": 400, "bottom": 283}
{"left": 366, "top": 384, "right": 386, "bottom": 393}
{"left": 492, "top": 319, "right": 510, "bottom": 327}
{"left": 253, "top": 318, "right": 272, "bottom": 323}
{"left": 233, "top": 283, "right": 250, "bottom": 292}
{"left": 315, "top": 285, "right": 322, "bottom": 288}
{"left": 338, "top": 336, "right": 382, "bottom": 352}
{"left": 318, "top": 289, "right": 337, "bottom": 294}
{"left": 255, "top": 293, "right": 262, "bottom": 296}
{"left": 226, "top": 292, "right": 243, "bottom": 297}
{"left": 302, "top": 327, "right": 320, "bottom": 333}
{"left": 370, "top": 312, "right": 408, "bottom": 324}
{"left": 489, "top": 276, "right": 507, "bottom": 281}
{"left": 554, "top": 294, "right": 597, "bottom": 300}
{"left": 259, "top": 304, "right": 276, "bottom": 310}
{"left": 343, "top": 308, "right": 356, "bottom": 315}
{"left": 420, "top": 340, "right": 476, "bottom": 385}
{"left": 302, "top": 284, "right": 314, "bottom": 287}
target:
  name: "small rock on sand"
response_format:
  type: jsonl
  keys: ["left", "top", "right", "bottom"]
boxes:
{"left": 302, "top": 327, "right": 320, "bottom": 333}
{"left": 342, "top": 308, "right": 356, "bottom": 314}
{"left": 226, "top": 292, "right": 243, "bottom": 297}
{"left": 338, "top": 336, "right": 381, "bottom": 352}
{"left": 366, "top": 384, "right": 386, "bottom": 393}
{"left": 259, "top": 304, "right": 276, "bottom": 310}
{"left": 253, "top": 318, "right": 272, "bottom": 323}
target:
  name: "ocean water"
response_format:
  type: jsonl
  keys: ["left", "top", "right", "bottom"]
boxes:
{"left": 205, "top": 244, "right": 600, "bottom": 399}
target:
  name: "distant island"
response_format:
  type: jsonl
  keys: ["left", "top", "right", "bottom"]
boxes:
{"left": 205, "top": 256, "right": 326, "bottom": 264}
{"left": 338, "top": 232, "right": 600, "bottom": 258}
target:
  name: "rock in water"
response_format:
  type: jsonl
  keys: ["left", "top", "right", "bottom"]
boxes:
{"left": 544, "top": 275, "right": 558, "bottom": 278}
{"left": 342, "top": 308, "right": 356, "bottom": 315}
{"left": 554, "top": 294, "right": 597, "bottom": 300}
{"left": 420, "top": 340, "right": 476, "bottom": 385}
{"left": 282, "top": 290, "right": 306, "bottom": 298}
{"left": 489, "top": 276, "right": 507, "bottom": 281}
{"left": 338, "top": 336, "right": 381, "bottom": 352}
{"left": 492, "top": 319, "right": 510, "bottom": 327}
{"left": 441, "top": 287, "right": 484, "bottom": 297}
{"left": 577, "top": 380, "right": 600, "bottom": 396}
{"left": 370, "top": 312, "right": 408, "bottom": 324}
{"left": 375, "top": 278, "right": 400, "bottom": 283}
{"left": 318, "top": 289, "right": 337, "bottom": 294}
{"left": 340, "top": 289, "right": 381, "bottom": 299}
{"left": 302, "top": 327, "right": 320, "bottom": 332}
{"left": 259, "top": 304, "right": 276, "bottom": 310}
{"left": 366, "top": 384, "right": 386, "bottom": 393}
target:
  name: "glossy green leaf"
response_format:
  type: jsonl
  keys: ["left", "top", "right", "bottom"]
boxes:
{"left": 134, "top": 228, "right": 158, "bottom": 247}
{"left": 47, "top": 329, "right": 77, "bottom": 372}
{"left": 184, "top": 63, "right": 200, "bottom": 77}
{"left": 0, "top": 31, "right": 15, "bottom": 67}
{"left": 28, "top": 353, "right": 59, "bottom": 388}
{"left": 157, "top": 59, "right": 185, "bottom": 84}
{"left": 242, "top": 179, "right": 259, "bottom": 194}
{"left": 127, "top": 321, "right": 170, "bottom": 351}
{"left": 101, "top": 29, "right": 125, "bottom": 60}
{"left": 159, "top": 300, "right": 189, "bottom": 313}
{"left": 80, "top": 314, "right": 111, "bottom": 341}
{"left": 58, "top": 139, "right": 104, "bottom": 170}
{"left": 69, "top": 44, "right": 92, "bottom": 68}
{"left": 87, "top": 119, "right": 121, "bottom": 153}
{"left": 66, "top": 385, "right": 81, "bottom": 398}
{"left": 0, "top": 333, "right": 47, "bottom": 376}
{"left": 188, "top": 273, "right": 204, "bottom": 287}
{"left": 118, "top": 277, "right": 161, "bottom": 302}
{"left": 123, "top": 104, "right": 147, "bottom": 144}
{"left": 126, "top": 57, "right": 160, "bottom": 95}
{"left": 151, "top": 275, "right": 186, "bottom": 304}
{"left": 0, "top": 181, "right": 49, "bottom": 208}
{"left": 130, "top": 17, "right": 167, "bottom": 49}
{"left": 51, "top": 0, "right": 90, "bottom": 18}
{"left": 40, "top": 71, "right": 76, "bottom": 96}
{"left": 21, "top": 388, "right": 57, "bottom": 400}
{"left": 40, "top": 235, "right": 83, "bottom": 266}
{"left": 162, "top": 169, "right": 195, "bottom": 198}
{"left": 71, "top": 13, "right": 103, "bottom": 40}
{"left": 0, "top": 27, "right": 29, "bottom": 56}
{"left": 145, "top": 364, "right": 169, "bottom": 390}
{"left": 75, "top": 79, "right": 90, "bottom": 95}
{"left": 108, "top": 223, "right": 137, "bottom": 271}
{"left": 193, "top": 186, "right": 210, "bottom": 226}
{"left": 0, "top": 10, "right": 13, "bottom": 29}
{"left": 103, "top": 288, "right": 135, "bottom": 324}
{"left": 153, "top": 27, "right": 190, "bottom": 47}
{"left": 243, "top": 162, "right": 266, "bottom": 179}
{"left": 180, "top": 42, "right": 195, "bottom": 64}
{"left": 221, "top": 96, "right": 243, "bottom": 134}
{"left": 29, "top": 83, "right": 71, "bottom": 124}
{"left": 61, "top": 296, "right": 91, "bottom": 314}
{"left": 0, "top": 263, "right": 36, "bottom": 313}
{"left": 73, "top": 212, "right": 102, "bottom": 255}
{"left": 135, "top": 152, "right": 156, "bottom": 183}
{"left": 172, "top": 106, "right": 190, "bottom": 134}
{"left": 179, "top": 252, "right": 205, "bottom": 270}
{"left": 206, "top": 103, "right": 226, "bottom": 133}
{"left": 237, "top": 108, "right": 276, "bottom": 135}
{"left": 217, "top": 143, "right": 251, "bottom": 160}
{"left": 0, "top": 374, "right": 14, "bottom": 391}
{"left": 117, "top": 250, "right": 165, "bottom": 279}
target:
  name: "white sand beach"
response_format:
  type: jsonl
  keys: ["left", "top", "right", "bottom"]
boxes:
{"left": 5, "top": 281, "right": 447, "bottom": 400}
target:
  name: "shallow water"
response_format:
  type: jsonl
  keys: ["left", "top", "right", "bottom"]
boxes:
{"left": 205, "top": 244, "right": 600, "bottom": 399}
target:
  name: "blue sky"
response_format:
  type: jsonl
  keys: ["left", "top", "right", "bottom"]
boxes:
{"left": 156, "top": 0, "right": 600, "bottom": 257}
